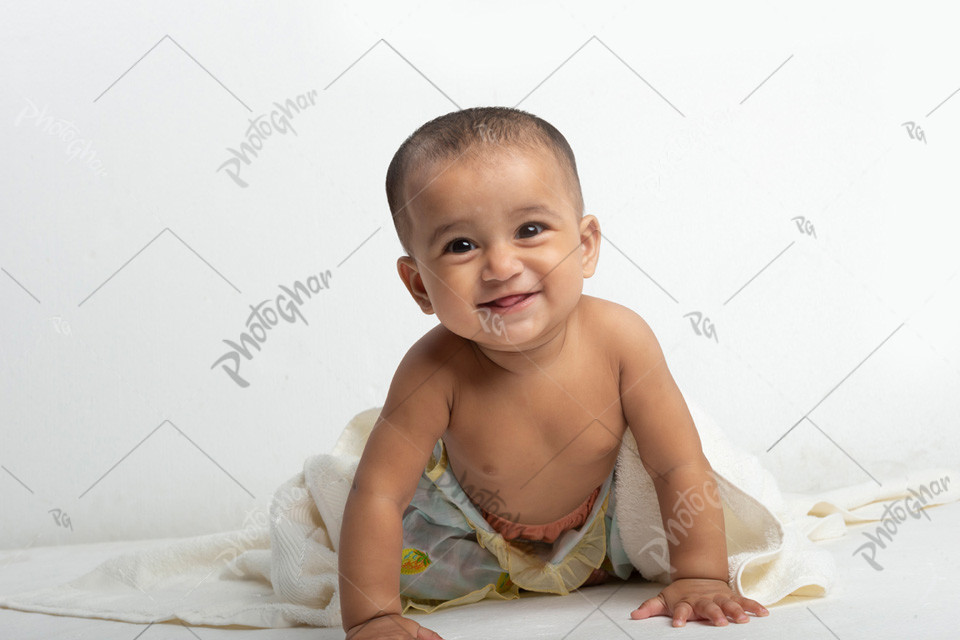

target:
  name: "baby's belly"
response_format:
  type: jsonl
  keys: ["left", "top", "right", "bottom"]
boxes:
{"left": 443, "top": 429, "right": 623, "bottom": 525}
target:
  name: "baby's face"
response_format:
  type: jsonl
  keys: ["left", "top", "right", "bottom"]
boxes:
{"left": 397, "top": 143, "right": 599, "bottom": 351}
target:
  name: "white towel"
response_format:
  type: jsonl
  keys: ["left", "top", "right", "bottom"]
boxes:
{"left": 0, "top": 405, "right": 955, "bottom": 627}
{"left": 614, "top": 402, "right": 957, "bottom": 604}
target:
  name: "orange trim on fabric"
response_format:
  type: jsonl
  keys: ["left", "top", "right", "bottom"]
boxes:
{"left": 476, "top": 485, "right": 603, "bottom": 543}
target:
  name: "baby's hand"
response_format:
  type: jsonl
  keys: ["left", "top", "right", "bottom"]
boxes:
{"left": 630, "top": 578, "right": 768, "bottom": 627}
{"left": 345, "top": 613, "right": 444, "bottom": 640}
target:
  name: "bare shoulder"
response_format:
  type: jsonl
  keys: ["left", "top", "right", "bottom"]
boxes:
{"left": 351, "top": 325, "right": 467, "bottom": 506}
{"left": 377, "top": 323, "right": 469, "bottom": 437}
{"left": 579, "top": 295, "right": 663, "bottom": 363}
{"left": 399, "top": 323, "right": 472, "bottom": 387}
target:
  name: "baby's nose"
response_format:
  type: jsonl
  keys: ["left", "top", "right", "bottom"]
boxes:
{"left": 481, "top": 243, "right": 523, "bottom": 281}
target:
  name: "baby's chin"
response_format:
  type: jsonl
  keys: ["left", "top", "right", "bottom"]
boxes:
{"left": 432, "top": 319, "right": 519, "bottom": 350}
{"left": 464, "top": 321, "right": 566, "bottom": 355}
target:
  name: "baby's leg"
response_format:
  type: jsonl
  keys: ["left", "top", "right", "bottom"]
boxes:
{"left": 400, "top": 481, "right": 508, "bottom": 603}
{"left": 581, "top": 567, "right": 612, "bottom": 586}
{"left": 580, "top": 494, "right": 635, "bottom": 587}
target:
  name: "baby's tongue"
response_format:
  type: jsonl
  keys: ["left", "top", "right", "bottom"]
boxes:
{"left": 491, "top": 294, "right": 527, "bottom": 307}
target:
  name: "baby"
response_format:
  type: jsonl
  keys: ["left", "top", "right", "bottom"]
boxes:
{"left": 338, "top": 107, "right": 768, "bottom": 639}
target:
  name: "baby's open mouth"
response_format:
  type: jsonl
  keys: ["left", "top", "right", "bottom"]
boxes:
{"left": 479, "top": 292, "right": 536, "bottom": 308}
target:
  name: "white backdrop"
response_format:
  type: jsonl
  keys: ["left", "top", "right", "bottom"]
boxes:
{"left": 1, "top": 1, "right": 958, "bottom": 550}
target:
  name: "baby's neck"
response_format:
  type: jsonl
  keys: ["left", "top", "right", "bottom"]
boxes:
{"left": 470, "top": 314, "right": 577, "bottom": 375}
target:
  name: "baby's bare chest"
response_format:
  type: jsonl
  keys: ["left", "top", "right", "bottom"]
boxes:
{"left": 444, "top": 359, "right": 628, "bottom": 479}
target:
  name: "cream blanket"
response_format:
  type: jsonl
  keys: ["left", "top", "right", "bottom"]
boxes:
{"left": 0, "top": 404, "right": 956, "bottom": 627}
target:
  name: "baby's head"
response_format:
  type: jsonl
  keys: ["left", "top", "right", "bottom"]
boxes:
{"left": 385, "top": 107, "right": 600, "bottom": 350}
{"left": 386, "top": 107, "right": 585, "bottom": 261}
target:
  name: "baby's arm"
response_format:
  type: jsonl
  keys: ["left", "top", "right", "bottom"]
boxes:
{"left": 339, "top": 338, "right": 451, "bottom": 640}
{"left": 613, "top": 308, "right": 768, "bottom": 627}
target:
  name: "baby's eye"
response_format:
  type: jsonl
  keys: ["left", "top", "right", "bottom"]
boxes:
{"left": 517, "top": 222, "right": 545, "bottom": 238}
{"left": 444, "top": 238, "right": 476, "bottom": 254}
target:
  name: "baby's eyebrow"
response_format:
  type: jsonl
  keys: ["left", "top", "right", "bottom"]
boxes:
{"left": 514, "top": 204, "right": 565, "bottom": 221}
{"left": 429, "top": 219, "right": 471, "bottom": 248}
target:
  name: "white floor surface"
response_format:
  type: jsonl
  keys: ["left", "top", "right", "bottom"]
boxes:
{"left": 1, "top": 500, "right": 957, "bottom": 639}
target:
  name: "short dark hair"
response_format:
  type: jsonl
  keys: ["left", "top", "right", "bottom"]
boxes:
{"left": 385, "top": 106, "right": 584, "bottom": 258}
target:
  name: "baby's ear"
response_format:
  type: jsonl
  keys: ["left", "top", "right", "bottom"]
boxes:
{"left": 396, "top": 256, "right": 435, "bottom": 314}
{"left": 579, "top": 215, "right": 601, "bottom": 278}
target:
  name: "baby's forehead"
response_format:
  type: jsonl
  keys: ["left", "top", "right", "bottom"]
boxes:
{"left": 407, "top": 141, "right": 567, "bottom": 190}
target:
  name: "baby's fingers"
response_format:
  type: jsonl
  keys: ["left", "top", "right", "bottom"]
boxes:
{"left": 719, "top": 599, "right": 750, "bottom": 623}
{"left": 671, "top": 601, "right": 697, "bottom": 627}
{"left": 688, "top": 599, "right": 729, "bottom": 627}
{"left": 417, "top": 625, "right": 444, "bottom": 640}
{"left": 629, "top": 594, "right": 668, "bottom": 620}
{"left": 716, "top": 596, "right": 769, "bottom": 625}
{"left": 738, "top": 596, "right": 770, "bottom": 617}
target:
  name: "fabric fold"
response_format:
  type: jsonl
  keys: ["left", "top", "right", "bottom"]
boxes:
{"left": 0, "top": 405, "right": 955, "bottom": 627}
